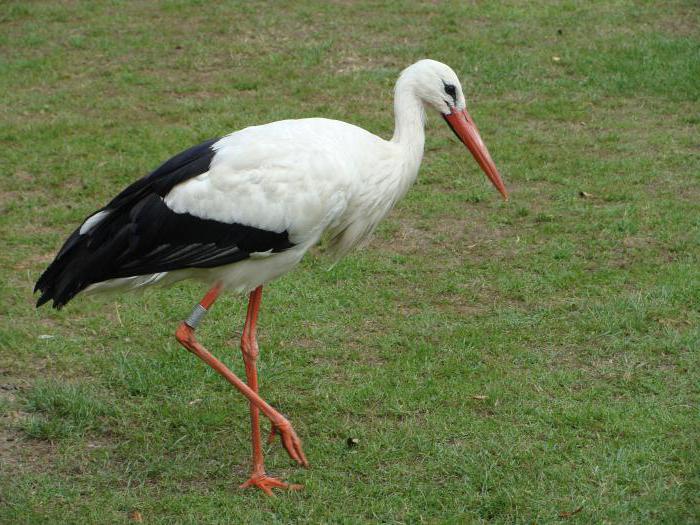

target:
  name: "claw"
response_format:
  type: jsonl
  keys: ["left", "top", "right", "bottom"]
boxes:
{"left": 240, "top": 474, "right": 302, "bottom": 496}
{"left": 272, "top": 419, "right": 309, "bottom": 467}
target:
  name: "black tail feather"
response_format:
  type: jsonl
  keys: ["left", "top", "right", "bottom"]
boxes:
{"left": 34, "top": 137, "right": 232, "bottom": 309}
{"left": 34, "top": 251, "right": 93, "bottom": 309}
{"left": 34, "top": 137, "right": 299, "bottom": 309}
{"left": 34, "top": 218, "right": 127, "bottom": 309}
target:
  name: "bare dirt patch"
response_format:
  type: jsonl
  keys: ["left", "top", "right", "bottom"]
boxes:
{"left": 0, "top": 382, "right": 57, "bottom": 475}
{"left": 374, "top": 210, "right": 509, "bottom": 262}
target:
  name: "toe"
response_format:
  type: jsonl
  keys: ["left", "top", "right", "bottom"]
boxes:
{"left": 239, "top": 475, "right": 301, "bottom": 496}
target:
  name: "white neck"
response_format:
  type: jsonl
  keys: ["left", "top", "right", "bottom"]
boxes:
{"left": 389, "top": 78, "right": 426, "bottom": 192}
{"left": 391, "top": 81, "right": 426, "bottom": 150}
{"left": 326, "top": 76, "right": 428, "bottom": 260}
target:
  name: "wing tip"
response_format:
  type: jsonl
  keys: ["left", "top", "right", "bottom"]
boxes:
{"left": 34, "top": 289, "right": 58, "bottom": 309}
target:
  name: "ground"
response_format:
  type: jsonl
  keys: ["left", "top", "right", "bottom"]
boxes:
{"left": 0, "top": 1, "right": 698, "bottom": 523}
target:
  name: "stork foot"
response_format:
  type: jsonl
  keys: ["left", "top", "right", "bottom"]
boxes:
{"left": 269, "top": 419, "right": 309, "bottom": 467}
{"left": 239, "top": 474, "right": 302, "bottom": 496}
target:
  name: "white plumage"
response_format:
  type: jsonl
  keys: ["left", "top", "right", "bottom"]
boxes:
{"left": 35, "top": 58, "right": 509, "bottom": 495}
{"left": 84, "top": 59, "right": 495, "bottom": 298}
{"left": 40, "top": 59, "right": 507, "bottom": 307}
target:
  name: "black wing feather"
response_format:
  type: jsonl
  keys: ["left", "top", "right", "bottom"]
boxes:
{"left": 35, "top": 138, "right": 295, "bottom": 309}
{"left": 106, "top": 137, "right": 221, "bottom": 209}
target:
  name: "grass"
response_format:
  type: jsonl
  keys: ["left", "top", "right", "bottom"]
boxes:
{"left": 1, "top": 0, "right": 698, "bottom": 523}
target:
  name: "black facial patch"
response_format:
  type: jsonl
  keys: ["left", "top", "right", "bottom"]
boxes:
{"left": 443, "top": 82, "right": 457, "bottom": 105}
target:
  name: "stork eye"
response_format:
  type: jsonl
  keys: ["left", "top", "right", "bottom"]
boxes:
{"left": 444, "top": 84, "right": 457, "bottom": 98}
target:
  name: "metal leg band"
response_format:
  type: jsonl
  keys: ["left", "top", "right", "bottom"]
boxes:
{"left": 185, "top": 304, "right": 208, "bottom": 329}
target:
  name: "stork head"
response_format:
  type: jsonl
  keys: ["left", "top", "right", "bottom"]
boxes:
{"left": 401, "top": 59, "right": 509, "bottom": 201}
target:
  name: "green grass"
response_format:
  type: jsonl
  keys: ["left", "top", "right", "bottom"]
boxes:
{"left": 1, "top": 0, "right": 698, "bottom": 523}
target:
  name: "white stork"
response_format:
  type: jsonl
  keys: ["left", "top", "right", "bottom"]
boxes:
{"left": 35, "top": 59, "right": 508, "bottom": 495}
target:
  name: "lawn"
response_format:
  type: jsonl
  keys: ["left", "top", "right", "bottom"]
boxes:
{"left": 1, "top": 0, "right": 698, "bottom": 523}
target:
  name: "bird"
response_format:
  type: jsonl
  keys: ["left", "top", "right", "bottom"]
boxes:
{"left": 35, "top": 59, "right": 508, "bottom": 495}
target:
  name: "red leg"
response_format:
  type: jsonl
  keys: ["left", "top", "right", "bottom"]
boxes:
{"left": 238, "top": 286, "right": 302, "bottom": 494}
{"left": 175, "top": 284, "right": 308, "bottom": 495}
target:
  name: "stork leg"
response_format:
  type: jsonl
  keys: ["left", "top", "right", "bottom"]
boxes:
{"left": 175, "top": 284, "right": 308, "bottom": 495}
{"left": 238, "top": 286, "right": 302, "bottom": 495}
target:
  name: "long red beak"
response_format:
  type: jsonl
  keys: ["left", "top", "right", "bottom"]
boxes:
{"left": 443, "top": 108, "right": 509, "bottom": 200}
